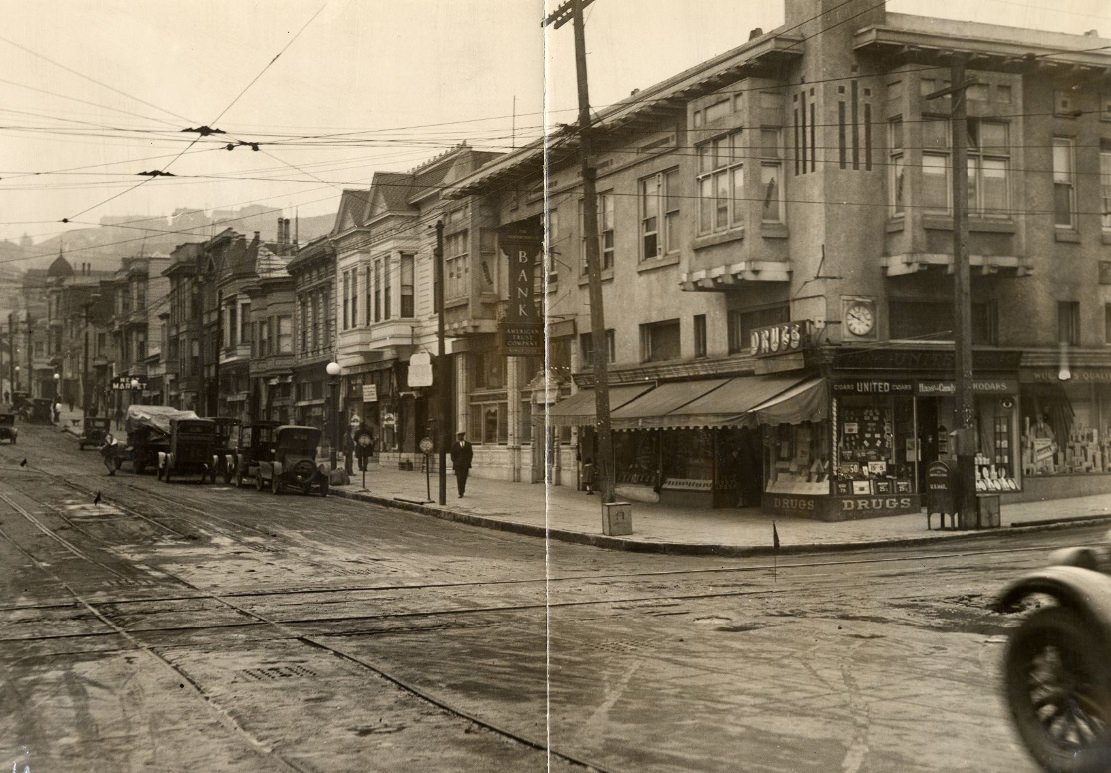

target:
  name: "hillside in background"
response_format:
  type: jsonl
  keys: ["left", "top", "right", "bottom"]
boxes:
{"left": 7, "top": 207, "right": 336, "bottom": 274}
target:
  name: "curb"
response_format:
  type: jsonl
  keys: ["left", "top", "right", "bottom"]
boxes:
{"left": 327, "top": 486, "right": 1111, "bottom": 557}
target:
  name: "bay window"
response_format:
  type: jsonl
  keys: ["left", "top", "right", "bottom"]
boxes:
{"left": 697, "top": 130, "right": 744, "bottom": 234}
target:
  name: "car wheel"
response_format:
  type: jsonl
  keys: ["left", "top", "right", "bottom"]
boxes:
{"left": 1004, "top": 605, "right": 1111, "bottom": 773}
{"left": 255, "top": 473, "right": 263, "bottom": 492}
{"left": 271, "top": 473, "right": 281, "bottom": 495}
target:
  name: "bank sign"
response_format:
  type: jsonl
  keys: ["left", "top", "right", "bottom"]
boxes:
{"left": 499, "top": 229, "right": 544, "bottom": 357}
{"left": 750, "top": 321, "right": 810, "bottom": 357}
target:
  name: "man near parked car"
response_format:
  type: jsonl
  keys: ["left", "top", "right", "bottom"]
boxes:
{"left": 449, "top": 431, "right": 473, "bottom": 498}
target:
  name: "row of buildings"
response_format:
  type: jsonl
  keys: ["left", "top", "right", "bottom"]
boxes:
{"left": 5, "top": 0, "right": 1111, "bottom": 521}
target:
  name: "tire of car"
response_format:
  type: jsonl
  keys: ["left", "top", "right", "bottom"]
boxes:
{"left": 1004, "top": 605, "right": 1111, "bottom": 773}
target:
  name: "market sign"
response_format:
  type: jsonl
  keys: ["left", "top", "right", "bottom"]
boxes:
{"left": 111, "top": 376, "right": 146, "bottom": 391}
{"left": 750, "top": 321, "right": 810, "bottom": 357}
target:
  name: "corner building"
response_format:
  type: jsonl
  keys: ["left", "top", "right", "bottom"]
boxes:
{"left": 452, "top": 0, "right": 1111, "bottom": 519}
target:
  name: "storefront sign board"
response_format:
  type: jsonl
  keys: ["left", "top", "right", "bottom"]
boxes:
{"left": 750, "top": 321, "right": 810, "bottom": 357}
{"left": 831, "top": 380, "right": 913, "bottom": 395}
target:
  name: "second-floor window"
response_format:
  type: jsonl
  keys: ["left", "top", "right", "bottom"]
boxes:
{"left": 1054, "top": 138, "right": 1077, "bottom": 229}
{"left": 579, "top": 193, "right": 614, "bottom": 272}
{"left": 759, "top": 129, "right": 784, "bottom": 224}
{"left": 579, "top": 329, "right": 615, "bottom": 367}
{"left": 728, "top": 304, "right": 789, "bottom": 354}
{"left": 277, "top": 316, "right": 292, "bottom": 353}
{"left": 890, "top": 118, "right": 904, "bottom": 215}
{"left": 400, "top": 253, "right": 415, "bottom": 317}
{"left": 923, "top": 118, "right": 1010, "bottom": 218}
{"left": 697, "top": 129, "right": 744, "bottom": 234}
{"left": 640, "top": 319, "right": 681, "bottom": 362}
{"left": 445, "top": 230, "right": 469, "bottom": 299}
{"left": 639, "top": 169, "right": 680, "bottom": 259}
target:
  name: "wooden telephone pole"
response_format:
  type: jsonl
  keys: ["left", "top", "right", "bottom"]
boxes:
{"left": 927, "top": 62, "right": 978, "bottom": 527}
{"left": 543, "top": 0, "right": 615, "bottom": 504}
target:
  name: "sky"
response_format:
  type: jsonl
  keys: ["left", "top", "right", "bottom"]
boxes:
{"left": 0, "top": 0, "right": 1108, "bottom": 256}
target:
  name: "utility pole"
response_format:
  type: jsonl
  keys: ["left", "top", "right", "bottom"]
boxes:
{"left": 544, "top": 0, "right": 615, "bottom": 505}
{"left": 6, "top": 313, "right": 13, "bottom": 398}
{"left": 25, "top": 316, "right": 32, "bottom": 398}
{"left": 435, "top": 220, "right": 448, "bottom": 506}
{"left": 928, "top": 62, "right": 977, "bottom": 528}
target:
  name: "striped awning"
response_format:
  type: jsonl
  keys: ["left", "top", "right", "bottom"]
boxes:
{"left": 545, "top": 383, "right": 654, "bottom": 427}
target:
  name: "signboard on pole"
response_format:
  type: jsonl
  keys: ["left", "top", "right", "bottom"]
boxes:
{"left": 408, "top": 352, "right": 433, "bottom": 387}
{"left": 499, "top": 227, "right": 544, "bottom": 357}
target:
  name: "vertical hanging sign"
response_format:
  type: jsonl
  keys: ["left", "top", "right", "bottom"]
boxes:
{"left": 499, "top": 229, "right": 544, "bottom": 356}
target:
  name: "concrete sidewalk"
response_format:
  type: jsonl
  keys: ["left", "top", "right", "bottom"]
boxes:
{"left": 327, "top": 460, "right": 1111, "bottom": 556}
{"left": 57, "top": 408, "right": 1111, "bottom": 555}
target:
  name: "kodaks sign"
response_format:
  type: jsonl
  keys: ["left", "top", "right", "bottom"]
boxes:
{"left": 750, "top": 321, "right": 810, "bottom": 357}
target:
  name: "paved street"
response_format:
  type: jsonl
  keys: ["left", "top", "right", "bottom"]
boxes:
{"left": 1, "top": 420, "right": 1093, "bottom": 771}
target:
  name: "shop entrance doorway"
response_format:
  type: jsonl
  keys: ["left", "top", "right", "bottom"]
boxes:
{"left": 915, "top": 397, "right": 954, "bottom": 493}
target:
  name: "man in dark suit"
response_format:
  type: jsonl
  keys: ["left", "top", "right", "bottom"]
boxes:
{"left": 449, "top": 431, "right": 473, "bottom": 497}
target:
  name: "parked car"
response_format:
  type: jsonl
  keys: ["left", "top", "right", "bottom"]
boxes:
{"left": 119, "top": 405, "right": 199, "bottom": 475}
{"left": 78, "top": 416, "right": 110, "bottom": 450}
{"left": 995, "top": 532, "right": 1111, "bottom": 772}
{"left": 157, "top": 418, "right": 217, "bottom": 483}
{"left": 255, "top": 425, "right": 329, "bottom": 496}
{"left": 232, "top": 421, "right": 279, "bottom": 488}
{"left": 28, "top": 398, "right": 53, "bottom": 425}
{"left": 206, "top": 417, "right": 242, "bottom": 483}
{"left": 0, "top": 413, "right": 16, "bottom": 444}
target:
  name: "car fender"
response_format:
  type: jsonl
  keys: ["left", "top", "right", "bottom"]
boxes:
{"left": 995, "top": 565, "right": 1111, "bottom": 647}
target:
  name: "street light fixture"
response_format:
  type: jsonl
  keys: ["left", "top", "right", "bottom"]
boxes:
{"left": 326, "top": 361, "right": 341, "bottom": 470}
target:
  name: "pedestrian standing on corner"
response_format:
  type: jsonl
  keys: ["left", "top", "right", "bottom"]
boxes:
{"left": 449, "top": 430, "right": 473, "bottom": 498}
{"left": 113, "top": 407, "right": 124, "bottom": 430}
{"left": 52, "top": 400, "right": 61, "bottom": 425}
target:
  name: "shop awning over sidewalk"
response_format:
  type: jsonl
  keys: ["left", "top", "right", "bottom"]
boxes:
{"left": 738, "top": 377, "right": 827, "bottom": 425}
{"left": 545, "top": 383, "right": 654, "bottom": 427}
{"left": 611, "top": 378, "right": 731, "bottom": 429}
{"left": 611, "top": 374, "right": 808, "bottom": 429}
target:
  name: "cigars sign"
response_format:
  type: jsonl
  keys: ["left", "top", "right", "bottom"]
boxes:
{"left": 750, "top": 321, "right": 811, "bottom": 357}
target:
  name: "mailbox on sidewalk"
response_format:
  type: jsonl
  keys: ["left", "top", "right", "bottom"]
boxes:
{"left": 926, "top": 461, "right": 956, "bottom": 530}
{"left": 602, "top": 501, "right": 633, "bottom": 536}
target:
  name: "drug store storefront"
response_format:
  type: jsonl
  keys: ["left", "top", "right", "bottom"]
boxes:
{"left": 764, "top": 349, "right": 1023, "bottom": 521}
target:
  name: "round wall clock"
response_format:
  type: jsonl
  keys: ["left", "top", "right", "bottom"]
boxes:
{"left": 845, "top": 301, "right": 875, "bottom": 336}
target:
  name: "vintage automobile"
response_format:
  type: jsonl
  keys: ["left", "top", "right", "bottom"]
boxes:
{"left": 231, "top": 421, "right": 279, "bottom": 488}
{"left": 0, "top": 413, "right": 16, "bottom": 444}
{"left": 157, "top": 417, "right": 217, "bottom": 483}
{"left": 117, "top": 405, "right": 199, "bottom": 475}
{"left": 255, "top": 425, "right": 329, "bottom": 496}
{"left": 28, "top": 397, "right": 53, "bottom": 425}
{"left": 995, "top": 532, "right": 1111, "bottom": 772}
{"left": 78, "top": 416, "right": 111, "bottom": 450}
{"left": 206, "top": 416, "right": 242, "bottom": 483}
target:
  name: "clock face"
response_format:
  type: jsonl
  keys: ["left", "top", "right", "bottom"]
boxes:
{"left": 845, "top": 302, "right": 875, "bottom": 336}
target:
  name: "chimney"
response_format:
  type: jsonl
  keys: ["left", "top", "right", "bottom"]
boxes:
{"left": 277, "top": 217, "right": 285, "bottom": 246}
{"left": 749, "top": 27, "right": 763, "bottom": 40}
{"left": 283, "top": 218, "right": 292, "bottom": 255}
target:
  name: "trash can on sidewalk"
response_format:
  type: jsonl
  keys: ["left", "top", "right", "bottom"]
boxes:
{"left": 602, "top": 501, "right": 633, "bottom": 536}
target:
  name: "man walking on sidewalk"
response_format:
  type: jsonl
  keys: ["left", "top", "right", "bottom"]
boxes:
{"left": 449, "top": 431, "right": 473, "bottom": 498}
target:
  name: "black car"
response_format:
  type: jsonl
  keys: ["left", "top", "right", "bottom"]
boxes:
{"left": 255, "top": 425, "right": 329, "bottom": 496}
{"left": 232, "top": 421, "right": 280, "bottom": 487}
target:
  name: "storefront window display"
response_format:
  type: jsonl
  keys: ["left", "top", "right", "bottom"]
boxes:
{"left": 830, "top": 393, "right": 916, "bottom": 498}
{"left": 1020, "top": 382, "right": 1111, "bottom": 476}
{"left": 765, "top": 420, "right": 830, "bottom": 495}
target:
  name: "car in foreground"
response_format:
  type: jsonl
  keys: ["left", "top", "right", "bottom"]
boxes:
{"left": 995, "top": 532, "right": 1111, "bottom": 772}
